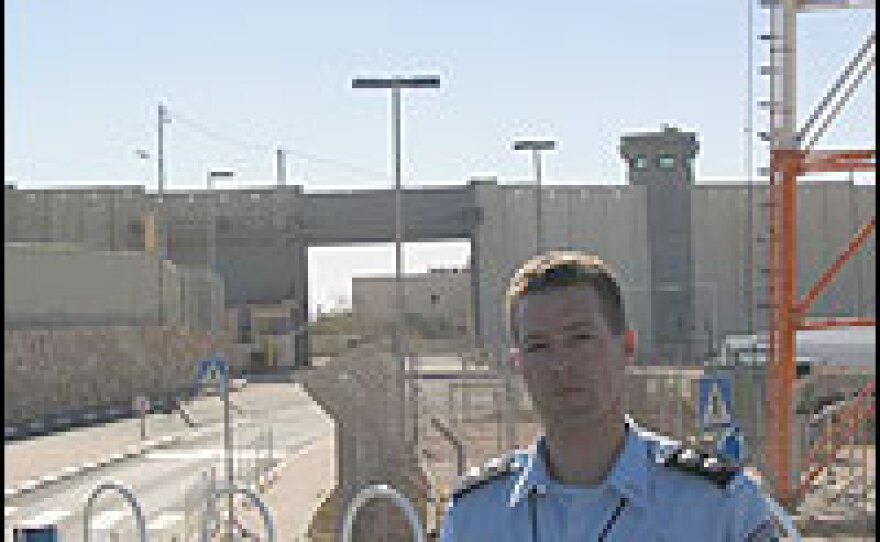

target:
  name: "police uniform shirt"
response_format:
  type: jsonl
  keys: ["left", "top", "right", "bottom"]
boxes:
{"left": 440, "top": 419, "right": 782, "bottom": 541}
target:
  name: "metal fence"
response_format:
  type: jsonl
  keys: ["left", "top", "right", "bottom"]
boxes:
{"left": 170, "top": 425, "right": 277, "bottom": 541}
{"left": 235, "top": 426, "right": 276, "bottom": 492}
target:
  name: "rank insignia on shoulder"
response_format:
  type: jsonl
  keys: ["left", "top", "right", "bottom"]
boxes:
{"left": 451, "top": 454, "right": 521, "bottom": 501}
{"left": 661, "top": 446, "right": 741, "bottom": 489}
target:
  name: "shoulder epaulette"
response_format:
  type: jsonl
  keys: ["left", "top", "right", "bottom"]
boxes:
{"left": 452, "top": 454, "right": 520, "bottom": 502}
{"left": 660, "top": 446, "right": 741, "bottom": 489}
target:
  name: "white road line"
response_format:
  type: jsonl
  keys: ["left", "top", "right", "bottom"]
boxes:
{"left": 18, "top": 480, "right": 41, "bottom": 492}
{"left": 38, "top": 474, "right": 60, "bottom": 485}
{"left": 145, "top": 448, "right": 287, "bottom": 460}
{"left": 147, "top": 511, "right": 185, "bottom": 530}
{"left": 61, "top": 465, "right": 80, "bottom": 476}
{"left": 17, "top": 509, "right": 72, "bottom": 528}
{"left": 89, "top": 509, "right": 129, "bottom": 531}
{"left": 4, "top": 507, "right": 17, "bottom": 518}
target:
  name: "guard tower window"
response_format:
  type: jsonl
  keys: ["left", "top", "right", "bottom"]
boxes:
{"left": 217, "top": 216, "right": 231, "bottom": 233}
{"left": 632, "top": 156, "right": 649, "bottom": 170}
{"left": 129, "top": 220, "right": 144, "bottom": 235}
{"left": 658, "top": 155, "right": 676, "bottom": 169}
{"left": 430, "top": 293, "right": 440, "bottom": 305}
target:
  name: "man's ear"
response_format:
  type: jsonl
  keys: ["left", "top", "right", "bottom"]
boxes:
{"left": 623, "top": 329, "right": 637, "bottom": 359}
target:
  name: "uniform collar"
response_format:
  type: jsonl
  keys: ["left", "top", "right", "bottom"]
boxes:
{"left": 508, "top": 416, "right": 649, "bottom": 509}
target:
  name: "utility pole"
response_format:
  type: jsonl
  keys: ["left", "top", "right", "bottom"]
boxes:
{"left": 276, "top": 148, "right": 286, "bottom": 187}
{"left": 156, "top": 103, "right": 169, "bottom": 325}
{"left": 158, "top": 103, "right": 167, "bottom": 202}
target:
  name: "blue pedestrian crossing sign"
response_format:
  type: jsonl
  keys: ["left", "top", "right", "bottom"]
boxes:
{"left": 717, "top": 425, "right": 747, "bottom": 464}
{"left": 196, "top": 357, "right": 228, "bottom": 394}
{"left": 699, "top": 376, "right": 734, "bottom": 430}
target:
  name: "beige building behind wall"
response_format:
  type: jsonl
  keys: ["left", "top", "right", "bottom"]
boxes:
{"left": 351, "top": 266, "right": 473, "bottom": 341}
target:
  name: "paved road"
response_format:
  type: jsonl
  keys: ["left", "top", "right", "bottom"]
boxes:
{"left": 5, "top": 382, "right": 334, "bottom": 540}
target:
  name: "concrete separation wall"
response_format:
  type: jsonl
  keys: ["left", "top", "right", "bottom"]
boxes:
{"left": 3, "top": 326, "right": 244, "bottom": 426}
{"left": 4, "top": 243, "right": 225, "bottom": 333}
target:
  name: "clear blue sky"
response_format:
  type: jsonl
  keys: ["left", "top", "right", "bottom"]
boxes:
{"left": 5, "top": 1, "right": 875, "bottom": 312}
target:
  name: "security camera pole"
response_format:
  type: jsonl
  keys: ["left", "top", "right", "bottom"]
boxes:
{"left": 513, "top": 139, "right": 557, "bottom": 254}
{"left": 352, "top": 75, "right": 441, "bottom": 449}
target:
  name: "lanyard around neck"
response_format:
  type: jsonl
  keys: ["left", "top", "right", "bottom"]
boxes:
{"left": 528, "top": 491, "right": 629, "bottom": 542}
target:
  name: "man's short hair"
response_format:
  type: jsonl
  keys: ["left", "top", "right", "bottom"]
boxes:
{"left": 505, "top": 251, "right": 626, "bottom": 345}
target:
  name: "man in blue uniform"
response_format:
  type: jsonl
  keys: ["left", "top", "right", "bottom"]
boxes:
{"left": 440, "top": 252, "right": 788, "bottom": 541}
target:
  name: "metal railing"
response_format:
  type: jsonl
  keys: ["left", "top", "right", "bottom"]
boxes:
{"left": 83, "top": 480, "right": 148, "bottom": 542}
{"left": 342, "top": 484, "right": 425, "bottom": 542}
{"left": 236, "top": 425, "right": 276, "bottom": 491}
{"left": 795, "top": 380, "right": 876, "bottom": 516}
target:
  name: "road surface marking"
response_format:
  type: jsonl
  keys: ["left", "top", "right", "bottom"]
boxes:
{"left": 147, "top": 511, "right": 185, "bottom": 530}
{"left": 89, "top": 509, "right": 129, "bottom": 531}
{"left": 145, "top": 448, "right": 288, "bottom": 460}
{"left": 4, "top": 507, "right": 17, "bottom": 518}
{"left": 17, "top": 509, "right": 72, "bottom": 528}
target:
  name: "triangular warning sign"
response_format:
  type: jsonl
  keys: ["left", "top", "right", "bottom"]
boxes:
{"left": 703, "top": 383, "right": 731, "bottom": 427}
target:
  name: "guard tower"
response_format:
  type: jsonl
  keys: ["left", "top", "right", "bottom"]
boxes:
{"left": 620, "top": 125, "right": 700, "bottom": 364}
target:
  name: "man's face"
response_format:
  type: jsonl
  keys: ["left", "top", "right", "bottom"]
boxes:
{"left": 512, "top": 285, "right": 630, "bottom": 430}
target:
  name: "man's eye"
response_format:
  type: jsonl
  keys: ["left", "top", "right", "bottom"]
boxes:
{"left": 526, "top": 343, "right": 547, "bottom": 353}
{"left": 572, "top": 334, "right": 594, "bottom": 341}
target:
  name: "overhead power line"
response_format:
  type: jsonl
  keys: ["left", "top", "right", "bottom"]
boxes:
{"left": 168, "top": 107, "right": 391, "bottom": 181}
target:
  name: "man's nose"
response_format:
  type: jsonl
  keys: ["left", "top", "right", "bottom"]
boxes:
{"left": 548, "top": 350, "right": 578, "bottom": 374}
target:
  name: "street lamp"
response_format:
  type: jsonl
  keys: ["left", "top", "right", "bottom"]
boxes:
{"left": 206, "top": 169, "right": 234, "bottom": 336}
{"left": 352, "top": 74, "right": 441, "bottom": 450}
{"left": 205, "top": 169, "right": 235, "bottom": 542}
{"left": 513, "top": 139, "right": 557, "bottom": 254}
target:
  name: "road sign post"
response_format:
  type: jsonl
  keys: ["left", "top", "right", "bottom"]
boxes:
{"left": 196, "top": 357, "right": 232, "bottom": 541}
{"left": 134, "top": 396, "right": 150, "bottom": 440}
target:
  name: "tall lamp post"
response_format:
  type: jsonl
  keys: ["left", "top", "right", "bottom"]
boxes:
{"left": 513, "top": 139, "right": 557, "bottom": 254}
{"left": 206, "top": 169, "right": 234, "bottom": 336}
{"left": 352, "top": 75, "right": 441, "bottom": 449}
{"left": 206, "top": 169, "right": 234, "bottom": 541}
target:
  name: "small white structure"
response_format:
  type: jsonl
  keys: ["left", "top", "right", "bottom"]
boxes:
{"left": 717, "top": 328, "right": 876, "bottom": 368}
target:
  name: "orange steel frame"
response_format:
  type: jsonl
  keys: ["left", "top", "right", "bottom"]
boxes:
{"left": 766, "top": 147, "right": 876, "bottom": 507}
{"left": 796, "top": 379, "right": 876, "bottom": 500}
